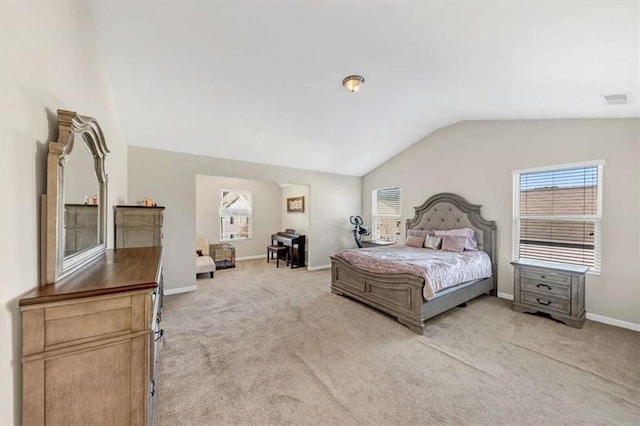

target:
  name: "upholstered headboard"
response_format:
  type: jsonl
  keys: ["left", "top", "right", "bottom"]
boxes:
{"left": 406, "top": 193, "right": 497, "bottom": 278}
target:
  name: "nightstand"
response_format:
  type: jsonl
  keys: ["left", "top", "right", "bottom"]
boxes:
{"left": 511, "top": 259, "right": 588, "bottom": 328}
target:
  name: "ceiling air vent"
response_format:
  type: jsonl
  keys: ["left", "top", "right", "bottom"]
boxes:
{"left": 601, "top": 93, "right": 631, "bottom": 105}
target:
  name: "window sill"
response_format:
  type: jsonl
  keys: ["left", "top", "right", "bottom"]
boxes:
{"left": 220, "top": 238, "right": 251, "bottom": 242}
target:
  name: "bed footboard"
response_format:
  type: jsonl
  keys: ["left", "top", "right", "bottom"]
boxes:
{"left": 331, "top": 256, "right": 426, "bottom": 333}
{"left": 331, "top": 256, "right": 495, "bottom": 334}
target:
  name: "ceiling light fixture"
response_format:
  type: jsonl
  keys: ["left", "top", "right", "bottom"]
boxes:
{"left": 342, "top": 75, "right": 365, "bottom": 93}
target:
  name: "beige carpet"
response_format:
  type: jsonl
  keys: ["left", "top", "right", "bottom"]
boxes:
{"left": 157, "top": 260, "right": 639, "bottom": 425}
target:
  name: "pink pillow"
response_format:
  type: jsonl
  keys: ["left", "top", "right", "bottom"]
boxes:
{"left": 433, "top": 228, "right": 478, "bottom": 251}
{"left": 441, "top": 235, "right": 466, "bottom": 253}
{"left": 407, "top": 229, "right": 430, "bottom": 239}
{"left": 404, "top": 235, "right": 425, "bottom": 248}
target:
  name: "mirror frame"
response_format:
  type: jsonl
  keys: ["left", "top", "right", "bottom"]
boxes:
{"left": 42, "top": 109, "right": 110, "bottom": 284}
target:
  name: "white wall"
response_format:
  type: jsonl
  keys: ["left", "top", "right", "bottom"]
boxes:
{"left": 128, "top": 147, "right": 361, "bottom": 292}
{"left": 0, "top": 2, "right": 128, "bottom": 424}
{"left": 363, "top": 119, "right": 640, "bottom": 325}
{"left": 196, "top": 175, "right": 281, "bottom": 259}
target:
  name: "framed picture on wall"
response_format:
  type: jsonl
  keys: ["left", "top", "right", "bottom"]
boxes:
{"left": 287, "top": 196, "right": 305, "bottom": 213}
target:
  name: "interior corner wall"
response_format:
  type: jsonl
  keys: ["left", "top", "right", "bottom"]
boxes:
{"left": 0, "top": 2, "right": 129, "bottom": 425}
{"left": 128, "top": 146, "right": 361, "bottom": 292}
{"left": 362, "top": 119, "right": 640, "bottom": 325}
{"left": 196, "top": 175, "right": 281, "bottom": 259}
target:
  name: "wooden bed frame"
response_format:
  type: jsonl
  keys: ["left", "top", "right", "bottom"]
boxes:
{"left": 330, "top": 193, "right": 497, "bottom": 334}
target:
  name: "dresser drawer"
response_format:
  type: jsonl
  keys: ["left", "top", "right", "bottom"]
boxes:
{"left": 117, "top": 211, "right": 162, "bottom": 227}
{"left": 521, "top": 268, "right": 571, "bottom": 285}
{"left": 521, "top": 291, "right": 570, "bottom": 314}
{"left": 521, "top": 278, "right": 570, "bottom": 300}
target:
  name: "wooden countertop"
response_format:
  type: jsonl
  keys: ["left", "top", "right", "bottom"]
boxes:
{"left": 20, "top": 247, "right": 163, "bottom": 306}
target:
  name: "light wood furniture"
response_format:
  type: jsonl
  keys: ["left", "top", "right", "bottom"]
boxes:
{"left": 42, "top": 110, "right": 109, "bottom": 284}
{"left": 64, "top": 204, "right": 99, "bottom": 256}
{"left": 20, "top": 247, "right": 164, "bottom": 425}
{"left": 115, "top": 206, "right": 164, "bottom": 249}
{"left": 511, "top": 259, "right": 587, "bottom": 328}
{"left": 331, "top": 193, "right": 497, "bottom": 334}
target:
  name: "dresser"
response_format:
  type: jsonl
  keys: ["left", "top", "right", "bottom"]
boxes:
{"left": 511, "top": 259, "right": 588, "bottom": 328}
{"left": 64, "top": 204, "right": 98, "bottom": 256}
{"left": 114, "top": 206, "right": 164, "bottom": 249}
{"left": 20, "top": 247, "right": 164, "bottom": 425}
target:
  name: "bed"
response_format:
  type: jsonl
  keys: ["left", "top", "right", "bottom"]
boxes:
{"left": 330, "top": 193, "right": 497, "bottom": 334}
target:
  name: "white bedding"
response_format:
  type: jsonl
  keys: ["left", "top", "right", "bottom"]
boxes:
{"left": 336, "top": 245, "right": 492, "bottom": 299}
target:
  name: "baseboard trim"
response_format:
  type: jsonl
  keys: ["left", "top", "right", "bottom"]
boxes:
{"left": 236, "top": 254, "right": 266, "bottom": 261}
{"left": 164, "top": 285, "right": 198, "bottom": 295}
{"left": 307, "top": 264, "right": 331, "bottom": 271}
{"left": 496, "top": 292, "right": 639, "bottom": 331}
{"left": 585, "top": 313, "right": 640, "bottom": 332}
{"left": 497, "top": 292, "right": 514, "bottom": 300}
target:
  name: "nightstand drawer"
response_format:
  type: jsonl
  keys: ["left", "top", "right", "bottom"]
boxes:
{"left": 521, "top": 278, "right": 570, "bottom": 300}
{"left": 521, "top": 291, "right": 570, "bottom": 314}
{"left": 521, "top": 268, "right": 571, "bottom": 285}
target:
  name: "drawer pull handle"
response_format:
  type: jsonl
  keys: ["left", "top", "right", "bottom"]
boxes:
{"left": 536, "top": 283, "right": 552, "bottom": 290}
{"left": 536, "top": 298, "right": 552, "bottom": 306}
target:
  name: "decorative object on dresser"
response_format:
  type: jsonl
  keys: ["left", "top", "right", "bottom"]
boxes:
{"left": 511, "top": 259, "right": 587, "bottom": 328}
{"left": 331, "top": 193, "right": 497, "bottom": 334}
{"left": 25, "top": 110, "right": 163, "bottom": 425}
{"left": 114, "top": 205, "right": 164, "bottom": 249}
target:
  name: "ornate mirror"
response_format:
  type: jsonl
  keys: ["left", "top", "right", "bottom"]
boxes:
{"left": 42, "top": 110, "right": 109, "bottom": 284}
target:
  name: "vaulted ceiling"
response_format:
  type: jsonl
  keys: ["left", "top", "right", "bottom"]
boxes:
{"left": 90, "top": 1, "right": 639, "bottom": 176}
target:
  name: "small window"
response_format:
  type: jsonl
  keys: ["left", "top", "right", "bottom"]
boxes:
{"left": 220, "top": 190, "right": 252, "bottom": 240}
{"left": 372, "top": 187, "right": 402, "bottom": 243}
{"left": 512, "top": 161, "right": 603, "bottom": 273}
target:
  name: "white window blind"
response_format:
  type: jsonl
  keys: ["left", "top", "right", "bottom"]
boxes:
{"left": 372, "top": 187, "right": 402, "bottom": 243}
{"left": 512, "top": 161, "right": 603, "bottom": 273}
{"left": 219, "top": 190, "right": 252, "bottom": 240}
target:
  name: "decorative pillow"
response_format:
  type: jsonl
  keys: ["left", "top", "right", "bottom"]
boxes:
{"left": 404, "top": 235, "right": 425, "bottom": 248}
{"left": 434, "top": 228, "right": 478, "bottom": 251}
{"left": 440, "top": 235, "right": 466, "bottom": 253}
{"left": 407, "top": 229, "right": 431, "bottom": 239}
{"left": 196, "top": 250, "right": 203, "bottom": 257}
{"left": 424, "top": 235, "right": 442, "bottom": 250}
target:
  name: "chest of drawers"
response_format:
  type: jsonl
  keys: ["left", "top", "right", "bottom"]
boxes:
{"left": 114, "top": 206, "right": 164, "bottom": 249}
{"left": 20, "top": 247, "right": 164, "bottom": 425}
{"left": 511, "top": 259, "right": 588, "bottom": 328}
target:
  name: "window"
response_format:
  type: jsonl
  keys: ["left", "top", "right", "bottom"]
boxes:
{"left": 220, "top": 190, "right": 252, "bottom": 240}
{"left": 512, "top": 161, "right": 603, "bottom": 273}
{"left": 372, "top": 187, "right": 402, "bottom": 243}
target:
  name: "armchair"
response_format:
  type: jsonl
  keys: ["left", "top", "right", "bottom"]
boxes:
{"left": 196, "top": 237, "right": 216, "bottom": 278}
